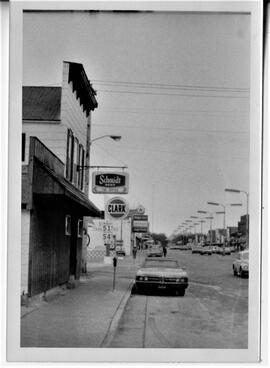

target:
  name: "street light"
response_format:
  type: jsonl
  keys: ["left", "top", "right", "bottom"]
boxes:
{"left": 198, "top": 220, "right": 205, "bottom": 238}
{"left": 207, "top": 201, "right": 242, "bottom": 244}
{"left": 90, "top": 135, "right": 122, "bottom": 145}
{"left": 225, "top": 188, "right": 249, "bottom": 248}
{"left": 198, "top": 210, "right": 215, "bottom": 245}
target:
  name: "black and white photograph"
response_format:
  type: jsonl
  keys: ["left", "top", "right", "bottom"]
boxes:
{"left": 5, "top": 0, "right": 264, "bottom": 363}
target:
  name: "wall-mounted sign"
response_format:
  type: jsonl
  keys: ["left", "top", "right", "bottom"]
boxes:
{"left": 105, "top": 197, "right": 129, "bottom": 220}
{"left": 92, "top": 172, "right": 129, "bottom": 194}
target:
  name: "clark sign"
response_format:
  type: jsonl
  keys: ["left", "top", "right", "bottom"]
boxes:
{"left": 105, "top": 197, "right": 129, "bottom": 220}
{"left": 92, "top": 171, "right": 129, "bottom": 194}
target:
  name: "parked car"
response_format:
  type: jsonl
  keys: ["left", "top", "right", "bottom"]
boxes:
{"left": 233, "top": 250, "right": 249, "bottom": 278}
{"left": 147, "top": 244, "right": 163, "bottom": 257}
{"left": 116, "top": 248, "right": 126, "bottom": 257}
{"left": 211, "top": 245, "right": 218, "bottom": 254}
{"left": 200, "top": 246, "right": 212, "bottom": 255}
{"left": 135, "top": 258, "right": 188, "bottom": 296}
{"left": 222, "top": 246, "right": 231, "bottom": 255}
{"left": 192, "top": 245, "right": 203, "bottom": 254}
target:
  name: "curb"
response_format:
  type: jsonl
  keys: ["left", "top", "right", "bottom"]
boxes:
{"left": 101, "top": 281, "right": 134, "bottom": 347}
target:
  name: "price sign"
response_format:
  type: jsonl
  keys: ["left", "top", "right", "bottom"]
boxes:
{"left": 103, "top": 221, "right": 114, "bottom": 245}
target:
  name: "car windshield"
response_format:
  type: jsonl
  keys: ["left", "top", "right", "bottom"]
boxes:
{"left": 144, "top": 260, "right": 178, "bottom": 268}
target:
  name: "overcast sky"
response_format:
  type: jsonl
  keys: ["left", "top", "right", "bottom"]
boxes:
{"left": 23, "top": 10, "right": 250, "bottom": 236}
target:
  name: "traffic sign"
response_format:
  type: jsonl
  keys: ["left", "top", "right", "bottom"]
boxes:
{"left": 105, "top": 197, "right": 129, "bottom": 220}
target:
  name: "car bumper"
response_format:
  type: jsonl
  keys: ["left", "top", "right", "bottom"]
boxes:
{"left": 241, "top": 270, "right": 249, "bottom": 277}
{"left": 136, "top": 281, "right": 188, "bottom": 290}
{"left": 147, "top": 254, "right": 163, "bottom": 257}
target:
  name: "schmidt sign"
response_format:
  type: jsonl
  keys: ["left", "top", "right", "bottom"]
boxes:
{"left": 92, "top": 172, "right": 129, "bottom": 194}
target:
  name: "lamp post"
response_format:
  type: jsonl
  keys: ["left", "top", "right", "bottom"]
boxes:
{"left": 198, "top": 210, "right": 214, "bottom": 245}
{"left": 225, "top": 188, "right": 249, "bottom": 248}
{"left": 82, "top": 134, "right": 122, "bottom": 194}
{"left": 90, "top": 135, "right": 122, "bottom": 145}
{"left": 198, "top": 220, "right": 205, "bottom": 242}
{"left": 207, "top": 201, "right": 242, "bottom": 246}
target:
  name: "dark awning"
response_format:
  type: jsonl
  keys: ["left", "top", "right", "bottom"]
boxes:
{"left": 32, "top": 158, "right": 102, "bottom": 217}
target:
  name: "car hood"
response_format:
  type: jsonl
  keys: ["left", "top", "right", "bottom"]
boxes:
{"left": 137, "top": 267, "right": 187, "bottom": 277}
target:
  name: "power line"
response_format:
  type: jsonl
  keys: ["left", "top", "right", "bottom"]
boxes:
{"left": 92, "top": 122, "right": 249, "bottom": 135}
{"left": 92, "top": 79, "right": 249, "bottom": 92}
{"left": 94, "top": 142, "right": 128, "bottom": 167}
{"left": 97, "top": 89, "right": 249, "bottom": 99}
{"left": 113, "top": 145, "right": 248, "bottom": 161}
{"left": 95, "top": 107, "right": 249, "bottom": 116}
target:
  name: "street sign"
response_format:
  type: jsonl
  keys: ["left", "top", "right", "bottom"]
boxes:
{"left": 105, "top": 197, "right": 129, "bottom": 220}
{"left": 92, "top": 171, "right": 129, "bottom": 194}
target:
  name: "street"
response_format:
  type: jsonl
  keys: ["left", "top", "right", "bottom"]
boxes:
{"left": 109, "top": 249, "right": 248, "bottom": 348}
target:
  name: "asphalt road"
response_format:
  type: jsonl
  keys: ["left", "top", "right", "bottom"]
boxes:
{"left": 109, "top": 249, "right": 248, "bottom": 348}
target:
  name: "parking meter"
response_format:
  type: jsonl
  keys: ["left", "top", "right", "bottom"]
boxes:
{"left": 113, "top": 256, "right": 117, "bottom": 290}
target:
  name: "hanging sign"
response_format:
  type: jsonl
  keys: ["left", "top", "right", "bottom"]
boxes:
{"left": 92, "top": 171, "right": 129, "bottom": 194}
{"left": 105, "top": 197, "right": 129, "bottom": 220}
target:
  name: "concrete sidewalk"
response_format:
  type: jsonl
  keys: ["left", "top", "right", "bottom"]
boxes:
{"left": 21, "top": 254, "right": 145, "bottom": 347}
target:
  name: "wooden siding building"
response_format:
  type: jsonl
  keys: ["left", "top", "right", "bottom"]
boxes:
{"left": 21, "top": 62, "right": 101, "bottom": 298}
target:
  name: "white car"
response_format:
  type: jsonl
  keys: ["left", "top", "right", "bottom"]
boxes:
{"left": 232, "top": 250, "right": 249, "bottom": 278}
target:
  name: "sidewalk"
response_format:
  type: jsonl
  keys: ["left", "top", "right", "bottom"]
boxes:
{"left": 21, "top": 253, "right": 145, "bottom": 348}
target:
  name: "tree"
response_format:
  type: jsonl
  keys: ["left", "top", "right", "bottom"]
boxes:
{"left": 150, "top": 233, "right": 168, "bottom": 246}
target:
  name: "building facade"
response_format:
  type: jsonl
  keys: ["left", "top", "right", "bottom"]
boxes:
{"left": 21, "top": 61, "right": 101, "bottom": 299}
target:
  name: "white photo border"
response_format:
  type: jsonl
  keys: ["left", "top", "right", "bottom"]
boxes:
{"left": 7, "top": 0, "right": 263, "bottom": 363}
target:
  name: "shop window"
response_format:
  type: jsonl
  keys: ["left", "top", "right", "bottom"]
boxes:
{"left": 77, "top": 219, "right": 83, "bottom": 238}
{"left": 65, "top": 215, "right": 71, "bottom": 236}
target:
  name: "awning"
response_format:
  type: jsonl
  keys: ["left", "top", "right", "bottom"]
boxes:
{"left": 32, "top": 158, "right": 102, "bottom": 217}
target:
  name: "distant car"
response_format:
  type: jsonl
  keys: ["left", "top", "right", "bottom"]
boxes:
{"left": 191, "top": 245, "right": 202, "bottom": 254}
{"left": 178, "top": 245, "right": 189, "bottom": 251}
{"left": 222, "top": 247, "right": 231, "bottom": 255}
{"left": 216, "top": 246, "right": 223, "bottom": 254}
{"left": 116, "top": 249, "right": 126, "bottom": 257}
{"left": 200, "top": 246, "right": 212, "bottom": 255}
{"left": 211, "top": 245, "right": 218, "bottom": 254}
{"left": 135, "top": 258, "right": 188, "bottom": 296}
{"left": 233, "top": 250, "right": 249, "bottom": 278}
{"left": 147, "top": 244, "right": 163, "bottom": 257}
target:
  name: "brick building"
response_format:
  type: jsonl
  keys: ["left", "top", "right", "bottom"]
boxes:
{"left": 21, "top": 62, "right": 102, "bottom": 299}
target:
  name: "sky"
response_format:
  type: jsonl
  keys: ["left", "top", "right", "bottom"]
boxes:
{"left": 23, "top": 10, "right": 250, "bottom": 236}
